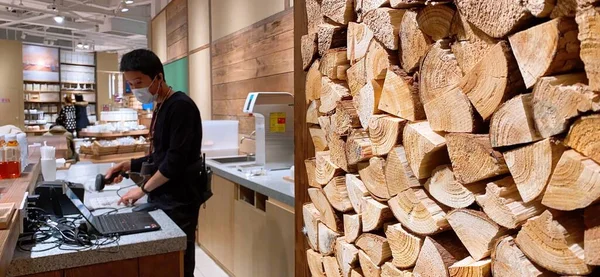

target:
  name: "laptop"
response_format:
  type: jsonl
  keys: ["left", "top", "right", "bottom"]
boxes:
{"left": 65, "top": 187, "right": 161, "bottom": 236}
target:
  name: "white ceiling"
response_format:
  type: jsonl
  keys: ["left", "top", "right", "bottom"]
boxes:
{"left": 0, "top": 0, "right": 151, "bottom": 53}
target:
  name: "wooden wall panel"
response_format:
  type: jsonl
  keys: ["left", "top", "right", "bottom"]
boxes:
{"left": 189, "top": 48, "right": 212, "bottom": 120}
{"left": 151, "top": 11, "right": 168, "bottom": 63}
{"left": 211, "top": 9, "right": 294, "bottom": 135}
{"left": 0, "top": 39, "right": 23, "bottom": 128}
{"left": 188, "top": 0, "right": 210, "bottom": 50}
{"left": 211, "top": 0, "right": 285, "bottom": 41}
{"left": 166, "top": 0, "right": 188, "bottom": 62}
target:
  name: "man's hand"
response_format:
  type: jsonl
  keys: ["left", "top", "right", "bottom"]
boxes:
{"left": 105, "top": 161, "right": 131, "bottom": 185}
{"left": 118, "top": 187, "right": 145, "bottom": 206}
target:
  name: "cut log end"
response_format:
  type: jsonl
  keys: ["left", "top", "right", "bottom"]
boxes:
{"left": 416, "top": 4, "right": 455, "bottom": 41}
{"left": 424, "top": 165, "right": 485, "bottom": 209}
{"left": 356, "top": 233, "right": 392, "bottom": 266}
{"left": 490, "top": 93, "right": 542, "bottom": 148}
{"left": 386, "top": 223, "right": 423, "bottom": 269}
{"left": 403, "top": 121, "right": 449, "bottom": 180}
{"left": 378, "top": 67, "right": 425, "bottom": 121}
{"left": 388, "top": 188, "right": 450, "bottom": 235}
{"left": 446, "top": 209, "right": 509, "bottom": 261}
{"left": 361, "top": 196, "right": 394, "bottom": 232}
{"left": 413, "top": 233, "right": 470, "bottom": 277}
{"left": 491, "top": 236, "right": 553, "bottom": 277}
{"left": 446, "top": 133, "right": 509, "bottom": 184}
{"left": 565, "top": 114, "right": 600, "bottom": 164}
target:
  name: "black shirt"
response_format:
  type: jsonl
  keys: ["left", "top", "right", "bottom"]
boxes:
{"left": 130, "top": 92, "right": 203, "bottom": 210}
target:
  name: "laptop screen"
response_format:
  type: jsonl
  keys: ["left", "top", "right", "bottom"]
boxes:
{"left": 65, "top": 186, "right": 95, "bottom": 223}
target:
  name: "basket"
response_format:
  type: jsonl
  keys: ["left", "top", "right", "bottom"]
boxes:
{"left": 118, "top": 144, "right": 137, "bottom": 154}
{"left": 91, "top": 144, "right": 119, "bottom": 156}
{"left": 79, "top": 145, "right": 93, "bottom": 155}
{"left": 135, "top": 143, "right": 150, "bottom": 153}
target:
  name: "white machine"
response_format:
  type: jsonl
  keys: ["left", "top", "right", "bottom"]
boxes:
{"left": 243, "top": 92, "right": 294, "bottom": 170}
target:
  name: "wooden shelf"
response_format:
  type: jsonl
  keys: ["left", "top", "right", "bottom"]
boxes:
{"left": 61, "top": 81, "right": 96, "bottom": 85}
{"left": 78, "top": 129, "right": 149, "bottom": 138}
{"left": 24, "top": 123, "right": 48, "bottom": 126}
{"left": 24, "top": 129, "right": 49, "bottom": 134}
{"left": 23, "top": 80, "right": 60, "bottom": 84}
{"left": 25, "top": 100, "right": 60, "bottom": 103}
{"left": 24, "top": 91, "right": 61, "bottom": 93}
{"left": 61, "top": 89, "right": 95, "bottom": 92}
{"left": 60, "top": 62, "right": 96, "bottom": 67}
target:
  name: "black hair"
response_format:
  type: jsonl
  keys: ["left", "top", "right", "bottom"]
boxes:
{"left": 119, "top": 49, "right": 166, "bottom": 82}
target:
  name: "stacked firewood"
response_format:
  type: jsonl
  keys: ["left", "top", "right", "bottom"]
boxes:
{"left": 301, "top": 0, "right": 600, "bottom": 276}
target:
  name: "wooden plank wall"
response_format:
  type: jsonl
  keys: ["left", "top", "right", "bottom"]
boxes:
{"left": 211, "top": 9, "right": 294, "bottom": 135}
{"left": 166, "top": 0, "right": 188, "bottom": 63}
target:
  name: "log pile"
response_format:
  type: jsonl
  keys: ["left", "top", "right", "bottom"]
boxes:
{"left": 301, "top": 0, "right": 600, "bottom": 276}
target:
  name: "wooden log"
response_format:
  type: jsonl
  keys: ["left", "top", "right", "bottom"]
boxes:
{"left": 423, "top": 165, "right": 486, "bottom": 209}
{"left": 303, "top": 203, "right": 322, "bottom": 251}
{"left": 324, "top": 256, "right": 344, "bottom": 277}
{"left": 403, "top": 121, "right": 449, "bottom": 180}
{"left": 386, "top": 223, "right": 423, "bottom": 269}
{"left": 490, "top": 93, "right": 542, "bottom": 148}
{"left": 347, "top": 58, "right": 368, "bottom": 96}
{"left": 446, "top": 133, "right": 509, "bottom": 184}
{"left": 460, "top": 41, "right": 526, "bottom": 120}
{"left": 525, "top": 0, "right": 556, "bottom": 17}
{"left": 356, "top": 79, "right": 385, "bottom": 129}
{"left": 448, "top": 257, "right": 492, "bottom": 277}
{"left": 423, "top": 84, "right": 479, "bottom": 133}
{"left": 532, "top": 73, "right": 599, "bottom": 138}
{"left": 413, "top": 234, "right": 470, "bottom": 277}
{"left": 322, "top": 0, "right": 355, "bottom": 25}
{"left": 454, "top": 0, "right": 533, "bottom": 38}
{"left": 329, "top": 135, "right": 354, "bottom": 173}
{"left": 316, "top": 151, "right": 344, "bottom": 186}
{"left": 565, "top": 114, "right": 600, "bottom": 164}
{"left": 475, "top": 177, "right": 546, "bottom": 229}
{"left": 449, "top": 12, "right": 498, "bottom": 75}
{"left": 332, "top": 100, "right": 362, "bottom": 136}
{"left": 365, "top": 39, "right": 398, "bottom": 81}
{"left": 306, "top": 59, "right": 322, "bottom": 103}
{"left": 321, "top": 49, "right": 350, "bottom": 80}
{"left": 309, "top": 187, "right": 343, "bottom": 233}
{"left": 416, "top": 4, "right": 455, "bottom": 41}
{"left": 319, "top": 222, "right": 342, "bottom": 255}
{"left": 503, "top": 138, "right": 566, "bottom": 203}
{"left": 515, "top": 210, "right": 591, "bottom": 275}
{"left": 576, "top": 6, "right": 600, "bottom": 91}
{"left": 390, "top": 0, "right": 425, "bottom": 8}
{"left": 419, "top": 41, "right": 462, "bottom": 106}
{"left": 346, "top": 174, "right": 370, "bottom": 214}
{"left": 336, "top": 237, "right": 360, "bottom": 277}
{"left": 388, "top": 188, "right": 450, "bottom": 235}
{"left": 358, "top": 249, "right": 382, "bottom": 277}
{"left": 337, "top": 64, "right": 350, "bottom": 80}
{"left": 302, "top": 33, "right": 319, "bottom": 71}
{"left": 550, "top": 0, "right": 577, "bottom": 18}
{"left": 320, "top": 115, "right": 334, "bottom": 135}
{"left": 584, "top": 203, "right": 600, "bottom": 265}
{"left": 318, "top": 23, "right": 347, "bottom": 57}
{"left": 307, "top": 100, "right": 321, "bottom": 125}
{"left": 356, "top": 233, "right": 393, "bottom": 266}
{"left": 381, "top": 263, "right": 414, "bottom": 277}
{"left": 361, "top": 196, "right": 394, "bottom": 232}
{"left": 378, "top": 67, "right": 424, "bottom": 121}
{"left": 363, "top": 8, "right": 405, "bottom": 50}
{"left": 351, "top": 268, "right": 364, "bottom": 277}
{"left": 310, "top": 126, "right": 329, "bottom": 151}
{"left": 324, "top": 176, "right": 354, "bottom": 212}
{"left": 307, "top": 249, "right": 327, "bottom": 277}
{"left": 509, "top": 17, "right": 582, "bottom": 89}
{"left": 368, "top": 115, "right": 406, "bottom": 156}
{"left": 348, "top": 22, "right": 374, "bottom": 64}
{"left": 346, "top": 129, "right": 374, "bottom": 165}
{"left": 491, "top": 236, "right": 554, "bottom": 277}
{"left": 305, "top": 158, "right": 320, "bottom": 189}
{"left": 446, "top": 209, "right": 509, "bottom": 261}
{"left": 344, "top": 213, "right": 362, "bottom": 243}
{"left": 400, "top": 10, "right": 432, "bottom": 73}
{"left": 321, "top": 77, "right": 352, "bottom": 114}
{"left": 307, "top": 0, "right": 324, "bottom": 35}
{"left": 359, "top": 0, "right": 390, "bottom": 18}
{"left": 359, "top": 157, "right": 392, "bottom": 200}
{"left": 542, "top": 149, "right": 600, "bottom": 211}
{"left": 385, "top": 146, "right": 422, "bottom": 196}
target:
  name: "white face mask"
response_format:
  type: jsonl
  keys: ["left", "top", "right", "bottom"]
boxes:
{"left": 132, "top": 77, "right": 159, "bottom": 104}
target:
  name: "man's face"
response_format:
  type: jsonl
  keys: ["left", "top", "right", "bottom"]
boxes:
{"left": 124, "top": 71, "right": 159, "bottom": 94}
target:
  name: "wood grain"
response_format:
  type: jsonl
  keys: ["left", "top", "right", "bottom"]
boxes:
{"left": 64, "top": 258, "right": 138, "bottom": 277}
{"left": 212, "top": 73, "right": 294, "bottom": 100}
{"left": 212, "top": 48, "right": 294, "bottom": 85}
{"left": 139, "top": 251, "right": 183, "bottom": 277}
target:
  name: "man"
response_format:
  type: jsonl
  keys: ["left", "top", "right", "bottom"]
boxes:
{"left": 105, "top": 49, "right": 203, "bottom": 277}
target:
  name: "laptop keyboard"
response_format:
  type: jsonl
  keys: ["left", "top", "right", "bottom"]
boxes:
{"left": 88, "top": 196, "right": 121, "bottom": 210}
{"left": 99, "top": 213, "right": 137, "bottom": 232}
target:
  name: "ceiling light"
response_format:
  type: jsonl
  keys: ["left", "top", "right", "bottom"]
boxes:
{"left": 53, "top": 15, "right": 64, "bottom": 23}
{"left": 21, "top": 33, "right": 26, "bottom": 40}
{"left": 49, "top": 40, "right": 55, "bottom": 46}
{"left": 121, "top": 7, "right": 129, "bottom": 12}
{"left": 83, "top": 43, "right": 90, "bottom": 49}
{"left": 77, "top": 42, "right": 83, "bottom": 49}
{"left": 19, "top": 0, "right": 23, "bottom": 6}
{"left": 125, "top": 0, "right": 134, "bottom": 4}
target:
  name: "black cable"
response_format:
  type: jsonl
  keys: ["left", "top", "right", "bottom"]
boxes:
{"left": 116, "top": 185, "right": 136, "bottom": 198}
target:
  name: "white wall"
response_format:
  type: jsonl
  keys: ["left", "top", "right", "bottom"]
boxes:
{"left": 211, "top": 0, "right": 285, "bottom": 41}
{"left": 189, "top": 48, "right": 212, "bottom": 120}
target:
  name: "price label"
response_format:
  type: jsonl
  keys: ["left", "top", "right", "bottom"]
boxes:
{"left": 269, "top": 112, "right": 286, "bottom": 133}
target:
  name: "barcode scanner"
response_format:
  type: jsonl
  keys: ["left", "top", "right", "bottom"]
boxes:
{"left": 95, "top": 172, "right": 129, "bottom": 191}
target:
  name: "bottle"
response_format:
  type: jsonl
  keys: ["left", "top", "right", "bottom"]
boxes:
{"left": 4, "top": 134, "right": 21, "bottom": 179}
{"left": 0, "top": 135, "right": 5, "bottom": 179}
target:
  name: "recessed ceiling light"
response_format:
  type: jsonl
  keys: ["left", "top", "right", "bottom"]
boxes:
{"left": 53, "top": 15, "right": 64, "bottom": 23}
{"left": 77, "top": 42, "right": 83, "bottom": 49}
{"left": 83, "top": 43, "right": 90, "bottom": 49}
{"left": 125, "top": 0, "right": 134, "bottom": 4}
{"left": 121, "top": 7, "right": 129, "bottom": 12}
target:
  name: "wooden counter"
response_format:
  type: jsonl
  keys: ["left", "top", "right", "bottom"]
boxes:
{"left": 78, "top": 130, "right": 149, "bottom": 139}
{"left": 0, "top": 150, "right": 41, "bottom": 277}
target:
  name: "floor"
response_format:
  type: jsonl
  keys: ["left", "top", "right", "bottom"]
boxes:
{"left": 194, "top": 244, "right": 231, "bottom": 277}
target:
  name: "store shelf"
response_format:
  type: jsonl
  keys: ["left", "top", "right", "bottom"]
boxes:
{"left": 61, "top": 89, "right": 95, "bottom": 92}
{"left": 23, "top": 80, "right": 60, "bottom": 84}
{"left": 61, "top": 81, "right": 96, "bottom": 85}
{"left": 24, "top": 123, "right": 48, "bottom": 126}
{"left": 60, "top": 62, "right": 96, "bottom": 67}
{"left": 25, "top": 100, "right": 61, "bottom": 103}
{"left": 24, "top": 91, "right": 61, "bottom": 93}
{"left": 78, "top": 129, "right": 149, "bottom": 138}
{"left": 24, "top": 130, "right": 49, "bottom": 134}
